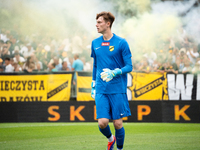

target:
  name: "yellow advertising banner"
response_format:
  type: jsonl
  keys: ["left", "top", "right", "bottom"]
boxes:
{"left": 76, "top": 72, "right": 94, "bottom": 101}
{"left": 76, "top": 72, "right": 168, "bottom": 101}
{"left": 0, "top": 73, "right": 73, "bottom": 102}
{"left": 129, "top": 72, "right": 168, "bottom": 100}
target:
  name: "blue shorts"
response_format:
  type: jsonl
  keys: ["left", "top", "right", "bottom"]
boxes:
{"left": 95, "top": 93, "right": 131, "bottom": 120}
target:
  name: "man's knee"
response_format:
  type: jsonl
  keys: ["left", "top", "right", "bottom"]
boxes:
{"left": 113, "top": 119, "right": 123, "bottom": 129}
{"left": 98, "top": 118, "right": 109, "bottom": 129}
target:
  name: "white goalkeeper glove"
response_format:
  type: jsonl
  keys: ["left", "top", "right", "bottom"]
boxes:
{"left": 91, "top": 80, "right": 95, "bottom": 99}
{"left": 100, "top": 68, "right": 122, "bottom": 82}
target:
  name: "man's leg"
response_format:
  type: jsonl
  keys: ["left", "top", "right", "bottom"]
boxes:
{"left": 113, "top": 119, "right": 125, "bottom": 150}
{"left": 98, "top": 118, "right": 116, "bottom": 150}
{"left": 109, "top": 93, "right": 131, "bottom": 150}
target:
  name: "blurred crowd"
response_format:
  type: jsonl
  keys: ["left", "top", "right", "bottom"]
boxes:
{"left": 133, "top": 27, "right": 200, "bottom": 74}
{"left": 0, "top": 28, "right": 92, "bottom": 73}
{"left": 0, "top": 27, "right": 200, "bottom": 74}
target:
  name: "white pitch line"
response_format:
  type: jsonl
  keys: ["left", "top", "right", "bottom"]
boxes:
{"left": 0, "top": 123, "right": 97, "bottom": 128}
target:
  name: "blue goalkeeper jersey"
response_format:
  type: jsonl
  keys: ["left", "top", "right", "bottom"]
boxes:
{"left": 91, "top": 33, "right": 132, "bottom": 94}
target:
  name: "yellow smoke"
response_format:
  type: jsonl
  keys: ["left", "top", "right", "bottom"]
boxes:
{"left": 132, "top": 0, "right": 151, "bottom": 13}
{"left": 120, "top": 4, "right": 181, "bottom": 61}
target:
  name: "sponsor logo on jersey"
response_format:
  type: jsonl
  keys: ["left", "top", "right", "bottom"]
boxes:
{"left": 101, "top": 42, "right": 110, "bottom": 46}
{"left": 109, "top": 46, "right": 114, "bottom": 52}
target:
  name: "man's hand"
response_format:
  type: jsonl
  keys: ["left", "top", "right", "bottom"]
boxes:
{"left": 100, "top": 68, "right": 122, "bottom": 82}
{"left": 91, "top": 80, "right": 95, "bottom": 99}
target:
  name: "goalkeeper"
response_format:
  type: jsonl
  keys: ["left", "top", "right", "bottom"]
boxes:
{"left": 91, "top": 11, "right": 132, "bottom": 150}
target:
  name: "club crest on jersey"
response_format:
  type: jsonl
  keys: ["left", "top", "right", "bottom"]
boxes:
{"left": 109, "top": 46, "right": 114, "bottom": 52}
{"left": 101, "top": 42, "right": 110, "bottom": 46}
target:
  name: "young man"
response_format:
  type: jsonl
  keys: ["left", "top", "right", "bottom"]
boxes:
{"left": 4, "top": 57, "right": 14, "bottom": 72}
{"left": 91, "top": 11, "right": 132, "bottom": 150}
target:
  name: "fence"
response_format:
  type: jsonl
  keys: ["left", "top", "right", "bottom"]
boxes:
{"left": 0, "top": 101, "right": 199, "bottom": 123}
{"left": 0, "top": 72, "right": 200, "bottom": 123}
{"left": 1, "top": 71, "right": 200, "bottom": 101}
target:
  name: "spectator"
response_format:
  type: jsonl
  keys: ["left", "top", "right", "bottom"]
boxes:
{"left": 181, "top": 37, "right": 190, "bottom": 50}
{"left": 182, "top": 60, "right": 192, "bottom": 74}
{"left": 72, "top": 54, "right": 84, "bottom": 71}
{"left": 192, "top": 60, "right": 200, "bottom": 74}
{"left": 153, "top": 59, "right": 165, "bottom": 74}
{"left": 12, "top": 45, "right": 21, "bottom": 55}
{"left": 186, "top": 44, "right": 199, "bottom": 66}
{"left": 165, "top": 60, "right": 179, "bottom": 74}
{"left": 61, "top": 61, "right": 70, "bottom": 71}
{"left": 71, "top": 54, "right": 84, "bottom": 94}
{"left": 40, "top": 54, "right": 48, "bottom": 71}
{"left": 43, "top": 37, "right": 52, "bottom": 54}
{"left": 24, "top": 62, "right": 37, "bottom": 73}
{"left": 23, "top": 56, "right": 37, "bottom": 71}
{"left": 35, "top": 43, "right": 44, "bottom": 60}
{"left": 6, "top": 39, "right": 14, "bottom": 56}
{"left": 12, "top": 62, "right": 22, "bottom": 72}
{"left": 46, "top": 49, "right": 56, "bottom": 63}
{"left": 53, "top": 56, "right": 62, "bottom": 71}
{"left": 21, "top": 43, "right": 35, "bottom": 59}
{"left": 0, "top": 28, "right": 9, "bottom": 42}
{"left": 13, "top": 51, "right": 25, "bottom": 68}
{"left": 49, "top": 63, "right": 58, "bottom": 72}
{"left": 10, "top": 36, "right": 19, "bottom": 51}
{"left": 172, "top": 47, "right": 180, "bottom": 64}
{"left": 34, "top": 44, "right": 48, "bottom": 71}
{"left": 62, "top": 51, "right": 72, "bottom": 70}
{"left": 176, "top": 48, "right": 188, "bottom": 71}
{"left": 1, "top": 43, "right": 10, "bottom": 62}
{"left": 34, "top": 55, "right": 43, "bottom": 71}
{"left": 4, "top": 57, "right": 14, "bottom": 72}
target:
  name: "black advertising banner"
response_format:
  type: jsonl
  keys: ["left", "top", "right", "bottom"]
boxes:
{"left": 0, "top": 101, "right": 199, "bottom": 123}
{"left": 128, "top": 101, "right": 162, "bottom": 122}
{"left": 0, "top": 101, "right": 96, "bottom": 122}
{"left": 162, "top": 101, "right": 200, "bottom": 123}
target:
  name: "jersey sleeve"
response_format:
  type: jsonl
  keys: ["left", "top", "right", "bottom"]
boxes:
{"left": 91, "top": 41, "right": 97, "bottom": 81}
{"left": 91, "top": 41, "right": 95, "bottom": 58}
{"left": 120, "top": 39, "right": 133, "bottom": 74}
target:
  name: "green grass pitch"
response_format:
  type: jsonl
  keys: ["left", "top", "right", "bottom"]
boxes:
{"left": 0, "top": 122, "right": 200, "bottom": 150}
